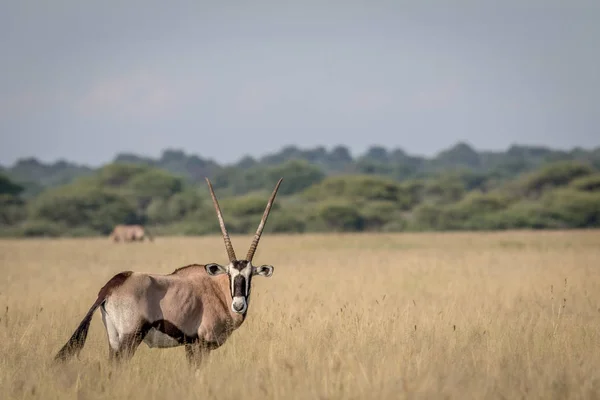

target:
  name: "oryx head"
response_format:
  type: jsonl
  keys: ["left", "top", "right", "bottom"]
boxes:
{"left": 204, "top": 177, "right": 282, "bottom": 315}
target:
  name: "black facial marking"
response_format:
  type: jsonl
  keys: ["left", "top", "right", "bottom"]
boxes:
{"left": 233, "top": 275, "right": 246, "bottom": 298}
{"left": 232, "top": 260, "right": 249, "bottom": 271}
{"left": 230, "top": 260, "right": 252, "bottom": 298}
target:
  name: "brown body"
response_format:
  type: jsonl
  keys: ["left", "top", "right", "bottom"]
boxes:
{"left": 109, "top": 224, "right": 153, "bottom": 242}
{"left": 54, "top": 178, "right": 282, "bottom": 366}
{"left": 113, "top": 265, "right": 245, "bottom": 347}
{"left": 54, "top": 264, "right": 245, "bottom": 363}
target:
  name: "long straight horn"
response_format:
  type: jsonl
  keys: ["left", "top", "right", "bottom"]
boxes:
{"left": 246, "top": 178, "right": 283, "bottom": 262}
{"left": 205, "top": 178, "right": 237, "bottom": 263}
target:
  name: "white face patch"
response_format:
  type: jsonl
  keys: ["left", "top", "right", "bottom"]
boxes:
{"left": 231, "top": 296, "right": 247, "bottom": 314}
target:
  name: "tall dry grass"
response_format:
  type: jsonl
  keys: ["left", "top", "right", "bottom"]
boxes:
{"left": 0, "top": 230, "right": 599, "bottom": 399}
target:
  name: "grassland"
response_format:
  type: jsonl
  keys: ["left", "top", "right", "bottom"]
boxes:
{"left": 0, "top": 230, "right": 599, "bottom": 399}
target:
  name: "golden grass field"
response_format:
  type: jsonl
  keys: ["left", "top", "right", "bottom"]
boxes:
{"left": 0, "top": 230, "right": 599, "bottom": 399}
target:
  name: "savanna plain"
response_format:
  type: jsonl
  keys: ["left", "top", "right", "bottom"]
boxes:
{"left": 0, "top": 230, "right": 599, "bottom": 399}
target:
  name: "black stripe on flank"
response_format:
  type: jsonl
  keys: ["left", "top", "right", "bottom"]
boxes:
{"left": 138, "top": 319, "right": 226, "bottom": 350}
{"left": 139, "top": 319, "right": 199, "bottom": 345}
{"left": 153, "top": 320, "right": 199, "bottom": 344}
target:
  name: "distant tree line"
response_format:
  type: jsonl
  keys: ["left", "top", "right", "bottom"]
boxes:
{"left": 1, "top": 142, "right": 599, "bottom": 237}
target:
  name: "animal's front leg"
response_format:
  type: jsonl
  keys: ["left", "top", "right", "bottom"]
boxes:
{"left": 185, "top": 343, "right": 209, "bottom": 370}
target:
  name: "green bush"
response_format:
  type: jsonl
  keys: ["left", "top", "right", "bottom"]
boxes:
{"left": 220, "top": 194, "right": 281, "bottom": 218}
{"left": 166, "top": 190, "right": 204, "bottom": 218}
{"left": 382, "top": 216, "right": 408, "bottom": 232}
{"left": 64, "top": 226, "right": 103, "bottom": 238}
{"left": 20, "top": 219, "right": 67, "bottom": 237}
{"left": 398, "top": 180, "right": 426, "bottom": 209}
{"left": 126, "top": 169, "right": 184, "bottom": 209}
{"left": 264, "top": 210, "right": 306, "bottom": 233}
{"left": 0, "top": 195, "right": 26, "bottom": 226}
{"left": 0, "top": 174, "right": 24, "bottom": 196}
{"left": 410, "top": 204, "right": 442, "bottom": 230}
{"left": 265, "top": 160, "right": 325, "bottom": 195}
{"left": 29, "top": 185, "right": 140, "bottom": 234}
{"left": 183, "top": 207, "right": 226, "bottom": 235}
{"left": 519, "top": 160, "right": 594, "bottom": 197}
{"left": 423, "top": 175, "right": 466, "bottom": 205}
{"left": 146, "top": 198, "right": 169, "bottom": 224}
{"left": 486, "top": 202, "right": 565, "bottom": 230}
{"left": 302, "top": 175, "right": 407, "bottom": 205}
{"left": 569, "top": 174, "right": 600, "bottom": 192}
{"left": 458, "top": 190, "right": 512, "bottom": 214}
{"left": 449, "top": 190, "right": 513, "bottom": 230}
{"left": 360, "top": 201, "right": 400, "bottom": 231}
{"left": 541, "top": 189, "right": 600, "bottom": 228}
{"left": 316, "top": 201, "right": 364, "bottom": 232}
{"left": 95, "top": 163, "right": 151, "bottom": 187}
{"left": 4, "top": 150, "right": 600, "bottom": 237}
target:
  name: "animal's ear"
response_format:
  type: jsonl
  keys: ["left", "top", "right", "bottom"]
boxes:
{"left": 253, "top": 264, "right": 274, "bottom": 277}
{"left": 205, "top": 263, "right": 227, "bottom": 276}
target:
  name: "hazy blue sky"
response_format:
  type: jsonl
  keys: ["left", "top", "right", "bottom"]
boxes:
{"left": 1, "top": 0, "right": 599, "bottom": 166}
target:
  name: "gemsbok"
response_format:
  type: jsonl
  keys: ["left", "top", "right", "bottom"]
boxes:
{"left": 54, "top": 177, "right": 283, "bottom": 366}
{"left": 109, "top": 224, "right": 154, "bottom": 242}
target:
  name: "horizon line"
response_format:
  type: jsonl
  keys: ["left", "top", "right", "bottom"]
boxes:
{"left": 2, "top": 140, "right": 599, "bottom": 170}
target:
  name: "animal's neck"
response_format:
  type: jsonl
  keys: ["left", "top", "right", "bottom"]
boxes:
{"left": 230, "top": 307, "right": 246, "bottom": 329}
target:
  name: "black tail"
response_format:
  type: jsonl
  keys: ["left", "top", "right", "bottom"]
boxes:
{"left": 53, "top": 296, "right": 104, "bottom": 362}
{"left": 53, "top": 271, "right": 132, "bottom": 363}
